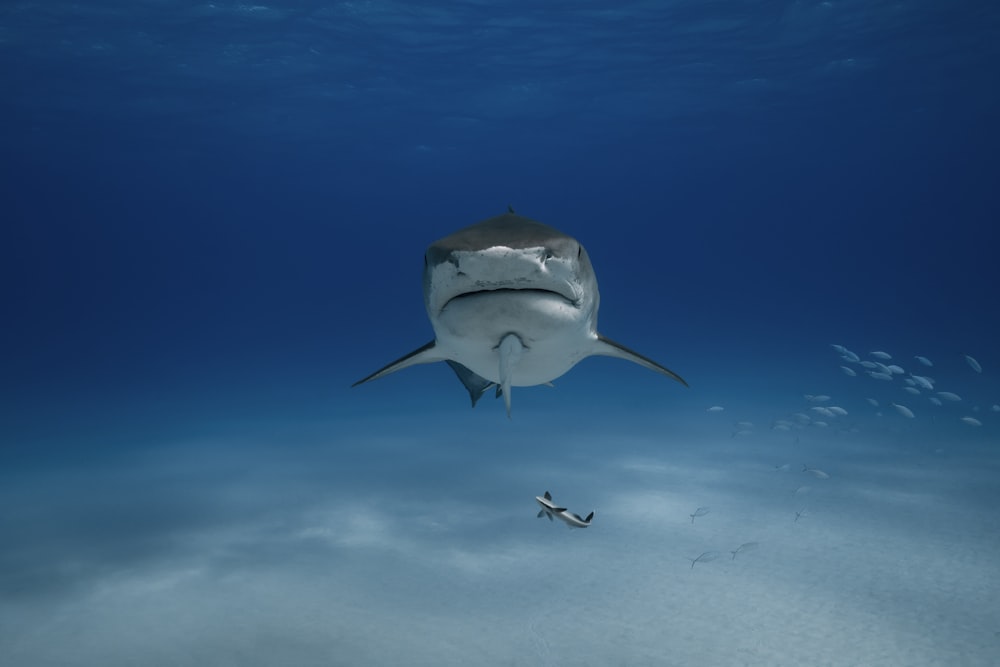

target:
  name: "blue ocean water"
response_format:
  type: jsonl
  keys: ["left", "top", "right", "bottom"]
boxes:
{"left": 2, "top": 2, "right": 999, "bottom": 665}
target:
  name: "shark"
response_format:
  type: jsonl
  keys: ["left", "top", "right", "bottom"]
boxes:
{"left": 535, "top": 491, "right": 594, "bottom": 528}
{"left": 352, "top": 210, "right": 688, "bottom": 415}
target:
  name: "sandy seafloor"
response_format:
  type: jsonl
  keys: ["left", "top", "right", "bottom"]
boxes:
{"left": 3, "top": 350, "right": 998, "bottom": 667}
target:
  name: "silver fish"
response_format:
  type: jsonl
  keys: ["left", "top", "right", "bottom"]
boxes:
{"left": 891, "top": 402, "right": 915, "bottom": 419}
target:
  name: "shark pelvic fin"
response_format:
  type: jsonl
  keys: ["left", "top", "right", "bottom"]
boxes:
{"left": 446, "top": 361, "right": 495, "bottom": 408}
{"left": 593, "top": 335, "right": 689, "bottom": 387}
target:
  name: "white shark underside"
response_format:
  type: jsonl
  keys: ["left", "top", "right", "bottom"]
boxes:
{"left": 353, "top": 211, "right": 687, "bottom": 415}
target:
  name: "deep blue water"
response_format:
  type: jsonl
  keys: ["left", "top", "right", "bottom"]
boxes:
{"left": 2, "top": 2, "right": 999, "bottom": 665}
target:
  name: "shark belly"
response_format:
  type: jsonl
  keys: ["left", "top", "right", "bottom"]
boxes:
{"left": 433, "top": 291, "right": 591, "bottom": 386}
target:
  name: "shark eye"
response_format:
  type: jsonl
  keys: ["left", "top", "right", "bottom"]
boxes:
{"left": 577, "top": 247, "right": 582, "bottom": 259}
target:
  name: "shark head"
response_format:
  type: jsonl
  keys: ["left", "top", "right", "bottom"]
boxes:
{"left": 353, "top": 210, "right": 687, "bottom": 415}
{"left": 423, "top": 214, "right": 596, "bottom": 322}
{"left": 422, "top": 213, "right": 601, "bottom": 389}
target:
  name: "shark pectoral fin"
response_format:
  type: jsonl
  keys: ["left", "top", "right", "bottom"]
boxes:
{"left": 352, "top": 341, "right": 441, "bottom": 386}
{"left": 537, "top": 510, "right": 545, "bottom": 518}
{"left": 592, "top": 334, "right": 689, "bottom": 387}
{"left": 546, "top": 512, "right": 553, "bottom": 521}
{"left": 446, "top": 361, "right": 495, "bottom": 408}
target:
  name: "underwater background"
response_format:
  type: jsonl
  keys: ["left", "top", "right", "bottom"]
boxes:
{"left": 2, "top": 1, "right": 999, "bottom": 665}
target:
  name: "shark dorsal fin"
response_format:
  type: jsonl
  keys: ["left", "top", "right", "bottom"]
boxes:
{"left": 544, "top": 491, "right": 552, "bottom": 501}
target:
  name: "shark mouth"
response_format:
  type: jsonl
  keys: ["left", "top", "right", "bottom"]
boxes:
{"left": 441, "top": 286, "right": 580, "bottom": 312}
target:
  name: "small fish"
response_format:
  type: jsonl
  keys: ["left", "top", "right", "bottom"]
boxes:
{"left": 904, "top": 387, "right": 921, "bottom": 395}
{"left": 915, "top": 355, "right": 933, "bottom": 367}
{"left": 937, "top": 391, "right": 962, "bottom": 402}
{"left": 992, "top": 404, "right": 1000, "bottom": 412}
{"left": 828, "top": 406, "right": 848, "bottom": 416}
{"left": 794, "top": 510, "right": 807, "bottom": 522}
{"left": 535, "top": 491, "right": 594, "bottom": 528}
{"left": 867, "top": 371, "right": 893, "bottom": 381}
{"left": 832, "top": 345, "right": 859, "bottom": 362}
{"left": 689, "top": 507, "right": 710, "bottom": 524}
{"left": 960, "top": 416, "right": 983, "bottom": 426}
{"left": 803, "top": 464, "right": 830, "bottom": 479}
{"left": 774, "top": 463, "right": 791, "bottom": 471}
{"left": 866, "top": 398, "right": 879, "bottom": 407}
{"left": 707, "top": 405, "right": 725, "bottom": 412}
{"left": 813, "top": 420, "right": 829, "bottom": 427}
{"left": 804, "top": 394, "right": 831, "bottom": 403}
{"left": 735, "top": 421, "right": 754, "bottom": 429}
{"left": 811, "top": 406, "right": 835, "bottom": 418}
{"left": 840, "top": 366, "right": 857, "bottom": 377}
{"left": 874, "top": 362, "right": 893, "bottom": 375}
{"left": 929, "top": 397, "right": 943, "bottom": 406}
{"left": 965, "top": 355, "right": 982, "bottom": 373}
{"left": 860, "top": 361, "right": 878, "bottom": 369}
{"left": 730, "top": 542, "right": 759, "bottom": 560}
{"left": 910, "top": 375, "right": 935, "bottom": 390}
{"left": 871, "top": 351, "right": 892, "bottom": 360}
{"left": 887, "top": 364, "right": 905, "bottom": 375}
{"left": 891, "top": 402, "right": 915, "bottom": 419}
{"left": 688, "top": 551, "right": 720, "bottom": 569}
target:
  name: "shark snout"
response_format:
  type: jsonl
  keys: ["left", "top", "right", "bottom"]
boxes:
{"left": 426, "top": 247, "right": 583, "bottom": 314}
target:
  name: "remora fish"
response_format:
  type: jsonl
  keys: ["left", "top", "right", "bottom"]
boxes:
{"left": 535, "top": 491, "right": 594, "bottom": 528}
{"left": 352, "top": 211, "right": 688, "bottom": 415}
